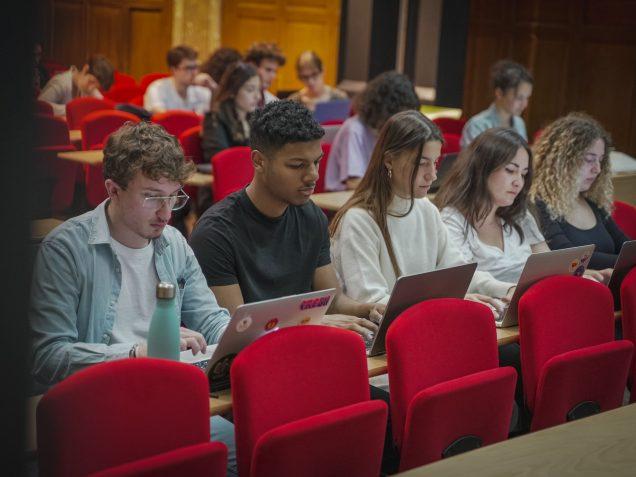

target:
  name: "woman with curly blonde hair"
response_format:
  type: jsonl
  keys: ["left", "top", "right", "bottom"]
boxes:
{"left": 530, "top": 112, "right": 628, "bottom": 274}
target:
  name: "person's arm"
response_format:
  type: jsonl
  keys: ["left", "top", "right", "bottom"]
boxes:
{"left": 30, "top": 241, "right": 132, "bottom": 384}
{"left": 38, "top": 77, "right": 67, "bottom": 116}
{"left": 175, "top": 234, "right": 230, "bottom": 346}
{"left": 313, "top": 264, "right": 379, "bottom": 336}
{"left": 530, "top": 241, "right": 550, "bottom": 253}
{"left": 201, "top": 113, "right": 231, "bottom": 160}
{"left": 602, "top": 211, "right": 630, "bottom": 253}
{"left": 459, "top": 118, "right": 488, "bottom": 150}
{"left": 143, "top": 82, "right": 167, "bottom": 114}
{"left": 210, "top": 284, "right": 245, "bottom": 317}
{"left": 534, "top": 200, "right": 578, "bottom": 252}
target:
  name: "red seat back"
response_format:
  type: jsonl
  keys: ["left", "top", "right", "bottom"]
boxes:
{"left": 387, "top": 298, "right": 501, "bottom": 444}
{"left": 140, "top": 72, "right": 170, "bottom": 93}
{"left": 37, "top": 359, "right": 212, "bottom": 477}
{"left": 80, "top": 110, "right": 140, "bottom": 207}
{"left": 211, "top": 146, "right": 253, "bottom": 202}
{"left": 231, "top": 326, "right": 376, "bottom": 477}
{"left": 152, "top": 110, "right": 201, "bottom": 138}
{"left": 179, "top": 126, "right": 204, "bottom": 164}
{"left": 621, "top": 267, "right": 636, "bottom": 401}
{"left": 518, "top": 275, "right": 617, "bottom": 412}
{"left": 112, "top": 71, "right": 137, "bottom": 88}
{"left": 433, "top": 117, "right": 466, "bottom": 136}
{"left": 441, "top": 133, "right": 460, "bottom": 155}
{"left": 612, "top": 200, "right": 636, "bottom": 239}
{"left": 35, "top": 99, "right": 54, "bottom": 116}
{"left": 315, "top": 143, "right": 331, "bottom": 194}
{"left": 88, "top": 442, "right": 227, "bottom": 477}
{"left": 66, "top": 97, "right": 115, "bottom": 129}
{"left": 103, "top": 85, "right": 144, "bottom": 103}
{"left": 34, "top": 113, "right": 71, "bottom": 147}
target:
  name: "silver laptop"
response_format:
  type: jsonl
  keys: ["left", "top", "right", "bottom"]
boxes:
{"left": 608, "top": 240, "right": 636, "bottom": 306}
{"left": 495, "top": 245, "right": 596, "bottom": 328}
{"left": 366, "top": 263, "right": 477, "bottom": 357}
{"left": 182, "top": 288, "right": 336, "bottom": 391}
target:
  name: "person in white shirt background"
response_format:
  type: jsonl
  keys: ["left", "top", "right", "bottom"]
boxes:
{"left": 144, "top": 45, "right": 213, "bottom": 115}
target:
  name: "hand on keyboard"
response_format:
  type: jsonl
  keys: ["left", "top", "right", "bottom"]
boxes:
{"left": 465, "top": 293, "right": 507, "bottom": 318}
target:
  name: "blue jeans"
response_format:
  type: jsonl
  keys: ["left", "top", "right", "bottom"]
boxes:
{"left": 210, "top": 416, "right": 238, "bottom": 477}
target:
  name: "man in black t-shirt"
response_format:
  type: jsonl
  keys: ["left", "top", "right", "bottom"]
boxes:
{"left": 190, "top": 100, "right": 381, "bottom": 336}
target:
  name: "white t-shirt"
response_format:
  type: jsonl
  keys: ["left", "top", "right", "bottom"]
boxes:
{"left": 109, "top": 239, "right": 159, "bottom": 344}
{"left": 144, "top": 77, "right": 211, "bottom": 115}
{"left": 330, "top": 196, "right": 513, "bottom": 305}
{"left": 440, "top": 207, "right": 545, "bottom": 283}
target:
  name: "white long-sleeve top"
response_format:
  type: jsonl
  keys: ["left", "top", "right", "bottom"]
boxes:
{"left": 331, "top": 196, "right": 513, "bottom": 304}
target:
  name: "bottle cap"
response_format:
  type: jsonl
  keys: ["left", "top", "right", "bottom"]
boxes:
{"left": 156, "top": 282, "right": 175, "bottom": 299}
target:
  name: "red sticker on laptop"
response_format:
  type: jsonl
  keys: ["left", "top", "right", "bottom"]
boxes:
{"left": 264, "top": 318, "right": 279, "bottom": 331}
{"left": 570, "top": 260, "right": 579, "bottom": 271}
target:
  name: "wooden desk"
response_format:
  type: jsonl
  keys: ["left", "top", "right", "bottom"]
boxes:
{"left": 208, "top": 326, "right": 519, "bottom": 415}
{"left": 311, "top": 191, "right": 438, "bottom": 213}
{"left": 31, "top": 218, "right": 64, "bottom": 242}
{"left": 397, "top": 403, "right": 636, "bottom": 476}
{"left": 57, "top": 150, "right": 213, "bottom": 187}
{"left": 69, "top": 129, "right": 82, "bottom": 143}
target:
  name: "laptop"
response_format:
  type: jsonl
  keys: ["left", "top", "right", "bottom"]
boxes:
{"left": 607, "top": 240, "right": 636, "bottom": 306}
{"left": 495, "top": 244, "right": 596, "bottom": 328}
{"left": 181, "top": 288, "right": 336, "bottom": 392}
{"left": 313, "top": 99, "right": 351, "bottom": 124}
{"left": 429, "top": 153, "right": 459, "bottom": 193}
{"left": 366, "top": 263, "right": 477, "bottom": 357}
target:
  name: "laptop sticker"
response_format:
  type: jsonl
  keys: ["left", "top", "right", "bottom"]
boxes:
{"left": 299, "top": 316, "right": 311, "bottom": 325}
{"left": 210, "top": 353, "right": 236, "bottom": 382}
{"left": 570, "top": 259, "right": 579, "bottom": 271}
{"left": 236, "top": 316, "right": 252, "bottom": 333}
{"left": 264, "top": 318, "right": 279, "bottom": 331}
{"left": 574, "top": 265, "right": 586, "bottom": 277}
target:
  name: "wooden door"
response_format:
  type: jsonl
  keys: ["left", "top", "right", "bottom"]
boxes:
{"left": 221, "top": 0, "right": 342, "bottom": 94}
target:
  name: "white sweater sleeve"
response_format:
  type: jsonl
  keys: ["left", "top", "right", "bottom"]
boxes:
{"left": 333, "top": 210, "right": 392, "bottom": 305}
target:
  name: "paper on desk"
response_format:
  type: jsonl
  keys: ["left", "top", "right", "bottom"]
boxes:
{"left": 179, "top": 344, "right": 218, "bottom": 363}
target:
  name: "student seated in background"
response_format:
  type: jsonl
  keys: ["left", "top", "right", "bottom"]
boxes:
{"left": 38, "top": 54, "right": 114, "bottom": 116}
{"left": 330, "top": 111, "right": 513, "bottom": 314}
{"left": 190, "top": 100, "right": 381, "bottom": 337}
{"left": 144, "top": 45, "right": 212, "bottom": 115}
{"left": 530, "top": 112, "right": 628, "bottom": 272}
{"left": 460, "top": 60, "right": 533, "bottom": 149}
{"left": 436, "top": 127, "right": 606, "bottom": 282}
{"left": 198, "top": 47, "right": 242, "bottom": 91}
{"left": 244, "top": 42, "right": 285, "bottom": 107}
{"left": 288, "top": 50, "right": 347, "bottom": 111}
{"left": 325, "top": 71, "right": 420, "bottom": 191}
{"left": 201, "top": 62, "right": 261, "bottom": 161}
{"left": 29, "top": 121, "right": 236, "bottom": 472}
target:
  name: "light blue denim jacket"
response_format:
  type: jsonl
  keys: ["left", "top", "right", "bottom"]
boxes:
{"left": 460, "top": 103, "right": 528, "bottom": 149}
{"left": 30, "top": 200, "right": 230, "bottom": 384}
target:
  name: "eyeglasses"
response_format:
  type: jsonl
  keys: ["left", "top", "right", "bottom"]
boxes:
{"left": 178, "top": 64, "right": 199, "bottom": 72}
{"left": 298, "top": 71, "right": 320, "bottom": 82}
{"left": 142, "top": 190, "right": 190, "bottom": 211}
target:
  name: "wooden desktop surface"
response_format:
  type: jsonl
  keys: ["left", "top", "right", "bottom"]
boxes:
{"left": 57, "top": 150, "right": 213, "bottom": 187}
{"left": 396, "top": 403, "right": 636, "bottom": 476}
{"left": 69, "top": 129, "right": 81, "bottom": 143}
{"left": 31, "top": 218, "right": 64, "bottom": 242}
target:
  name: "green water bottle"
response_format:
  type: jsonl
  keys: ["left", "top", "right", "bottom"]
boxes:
{"left": 147, "top": 282, "right": 180, "bottom": 360}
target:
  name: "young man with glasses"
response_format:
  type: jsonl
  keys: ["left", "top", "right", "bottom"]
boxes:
{"left": 144, "top": 44, "right": 212, "bottom": 115}
{"left": 30, "top": 121, "right": 230, "bottom": 383}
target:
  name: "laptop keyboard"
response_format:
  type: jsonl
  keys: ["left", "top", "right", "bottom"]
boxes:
{"left": 364, "top": 333, "right": 375, "bottom": 351}
{"left": 192, "top": 359, "right": 210, "bottom": 372}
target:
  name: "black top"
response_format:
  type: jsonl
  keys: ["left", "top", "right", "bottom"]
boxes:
{"left": 189, "top": 189, "right": 331, "bottom": 303}
{"left": 534, "top": 198, "right": 629, "bottom": 269}
{"left": 201, "top": 107, "right": 249, "bottom": 161}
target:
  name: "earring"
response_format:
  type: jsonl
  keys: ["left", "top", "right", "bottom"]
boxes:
{"left": 387, "top": 168, "right": 393, "bottom": 179}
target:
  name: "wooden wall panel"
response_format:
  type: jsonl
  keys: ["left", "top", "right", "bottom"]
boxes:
{"left": 221, "top": 0, "right": 341, "bottom": 93}
{"left": 41, "top": 0, "right": 172, "bottom": 79}
{"left": 463, "top": 0, "right": 636, "bottom": 155}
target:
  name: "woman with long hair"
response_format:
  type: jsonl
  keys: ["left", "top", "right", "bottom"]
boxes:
{"left": 201, "top": 61, "right": 261, "bottom": 160}
{"left": 530, "top": 113, "right": 628, "bottom": 275}
{"left": 329, "top": 111, "right": 514, "bottom": 310}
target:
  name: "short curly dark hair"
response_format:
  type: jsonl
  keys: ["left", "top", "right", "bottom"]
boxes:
{"left": 249, "top": 100, "right": 324, "bottom": 155}
{"left": 356, "top": 71, "right": 419, "bottom": 130}
{"left": 200, "top": 47, "right": 242, "bottom": 83}
{"left": 103, "top": 121, "right": 195, "bottom": 188}
{"left": 490, "top": 60, "right": 533, "bottom": 92}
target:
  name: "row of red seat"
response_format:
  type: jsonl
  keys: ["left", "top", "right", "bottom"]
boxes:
{"left": 35, "top": 271, "right": 636, "bottom": 476}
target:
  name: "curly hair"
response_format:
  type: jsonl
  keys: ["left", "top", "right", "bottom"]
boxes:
{"left": 490, "top": 59, "right": 533, "bottom": 92}
{"left": 356, "top": 71, "right": 419, "bottom": 130}
{"left": 249, "top": 100, "right": 324, "bottom": 155}
{"left": 244, "top": 42, "right": 286, "bottom": 67}
{"left": 103, "top": 121, "right": 195, "bottom": 188}
{"left": 529, "top": 112, "right": 613, "bottom": 219}
{"left": 434, "top": 128, "right": 533, "bottom": 243}
{"left": 200, "top": 47, "right": 242, "bottom": 83}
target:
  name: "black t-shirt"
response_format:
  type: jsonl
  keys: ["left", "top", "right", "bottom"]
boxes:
{"left": 189, "top": 189, "right": 331, "bottom": 303}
